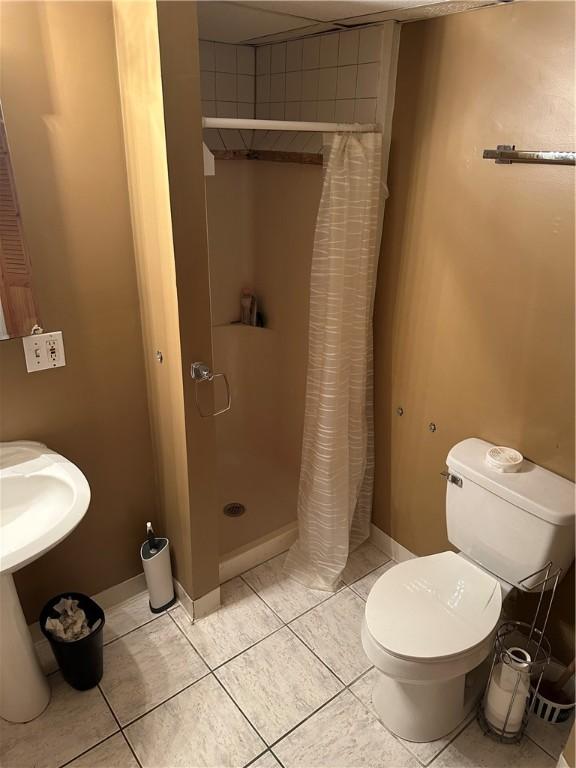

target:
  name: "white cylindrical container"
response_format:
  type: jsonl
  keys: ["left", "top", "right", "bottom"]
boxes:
{"left": 141, "top": 528, "right": 176, "bottom": 613}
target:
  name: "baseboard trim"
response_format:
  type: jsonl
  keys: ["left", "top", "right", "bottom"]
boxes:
{"left": 370, "top": 524, "right": 416, "bottom": 563}
{"left": 219, "top": 521, "right": 298, "bottom": 583}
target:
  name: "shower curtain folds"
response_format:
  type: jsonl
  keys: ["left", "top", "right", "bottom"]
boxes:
{"left": 284, "top": 131, "right": 385, "bottom": 591}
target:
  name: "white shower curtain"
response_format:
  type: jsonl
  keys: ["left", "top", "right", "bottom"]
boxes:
{"left": 284, "top": 131, "right": 385, "bottom": 591}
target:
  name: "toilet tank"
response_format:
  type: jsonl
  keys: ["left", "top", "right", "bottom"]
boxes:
{"left": 446, "top": 438, "right": 575, "bottom": 590}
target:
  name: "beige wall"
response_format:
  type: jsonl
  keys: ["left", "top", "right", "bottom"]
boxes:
{"left": 113, "top": 0, "right": 199, "bottom": 595}
{"left": 206, "top": 159, "right": 322, "bottom": 554}
{"left": 373, "top": 1, "right": 575, "bottom": 660}
{"left": 156, "top": 0, "right": 220, "bottom": 598}
{"left": 0, "top": 1, "right": 156, "bottom": 621}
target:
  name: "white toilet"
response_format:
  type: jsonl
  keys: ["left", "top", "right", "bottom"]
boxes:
{"left": 362, "top": 438, "right": 575, "bottom": 743}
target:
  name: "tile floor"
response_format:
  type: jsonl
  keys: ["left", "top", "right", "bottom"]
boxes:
{"left": 1, "top": 542, "right": 571, "bottom": 768}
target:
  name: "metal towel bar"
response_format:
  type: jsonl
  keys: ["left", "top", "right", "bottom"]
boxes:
{"left": 483, "top": 145, "right": 576, "bottom": 166}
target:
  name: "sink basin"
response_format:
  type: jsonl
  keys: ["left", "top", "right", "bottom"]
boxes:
{"left": 1, "top": 441, "right": 90, "bottom": 574}
{"left": 0, "top": 441, "right": 90, "bottom": 722}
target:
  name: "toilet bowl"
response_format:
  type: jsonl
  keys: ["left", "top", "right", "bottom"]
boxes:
{"left": 361, "top": 551, "right": 503, "bottom": 742}
{"left": 361, "top": 438, "right": 575, "bottom": 743}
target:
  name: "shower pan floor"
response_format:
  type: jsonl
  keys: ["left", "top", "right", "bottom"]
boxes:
{"left": 217, "top": 447, "right": 298, "bottom": 556}
{"left": 1, "top": 541, "right": 569, "bottom": 768}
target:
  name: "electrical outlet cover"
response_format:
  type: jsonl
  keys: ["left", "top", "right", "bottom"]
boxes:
{"left": 22, "top": 331, "right": 66, "bottom": 373}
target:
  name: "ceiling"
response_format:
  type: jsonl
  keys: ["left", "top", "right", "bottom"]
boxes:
{"left": 197, "top": 0, "right": 503, "bottom": 44}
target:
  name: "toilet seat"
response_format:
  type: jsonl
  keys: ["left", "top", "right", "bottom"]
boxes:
{"left": 365, "top": 551, "right": 502, "bottom": 662}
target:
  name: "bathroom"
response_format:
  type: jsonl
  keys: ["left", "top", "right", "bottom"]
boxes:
{"left": 0, "top": 0, "right": 574, "bottom": 766}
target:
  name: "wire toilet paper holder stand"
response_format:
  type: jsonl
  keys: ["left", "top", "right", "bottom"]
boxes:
{"left": 477, "top": 562, "right": 561, "bottom": 743}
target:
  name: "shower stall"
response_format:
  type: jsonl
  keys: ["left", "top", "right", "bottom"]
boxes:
{"left": 200, "top": 25, "right": 399, "bottom": 584}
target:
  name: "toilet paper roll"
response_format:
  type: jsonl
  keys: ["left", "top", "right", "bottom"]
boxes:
{"left": 500, "top": 647, "right": 531, "bottom": 691}
{"left": 484, "top": 663, "right": 529, "bottom": 734}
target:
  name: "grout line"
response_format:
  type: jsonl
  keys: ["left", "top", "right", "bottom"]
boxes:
{"left": 212, "top": 672, "right": 269, "bottom": 751}
{"left": 57, "top": 732, "right": 122, "bottom": 768}
{"left": 116, "top": 669, "right": 213, "bottom": 730}
{"left": 120, "top": 729, "right": 143, "bottom": 768}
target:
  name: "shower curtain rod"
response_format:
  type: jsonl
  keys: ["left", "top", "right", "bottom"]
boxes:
{"left": 202, "top": 117, "right": 380, "bottom": 133}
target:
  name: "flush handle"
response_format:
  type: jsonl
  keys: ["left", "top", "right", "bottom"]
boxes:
{"left": 440, "top": 470, "right": 463, "bottom": 488}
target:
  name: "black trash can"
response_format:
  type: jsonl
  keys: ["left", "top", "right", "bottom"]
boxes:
{"left": 40, "top": 592, "right": 105, "bottom": 691}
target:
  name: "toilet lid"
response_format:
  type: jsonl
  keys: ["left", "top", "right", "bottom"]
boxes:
{"left": 365, "top": 551, "right": 502, "bottom": 661}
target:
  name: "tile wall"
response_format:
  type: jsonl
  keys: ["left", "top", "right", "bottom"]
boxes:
{"left": 200, "top": 40, "right": 256, "bottom": 151}
{"left": 200, "top": 27, "right": 384, "bottom": 154}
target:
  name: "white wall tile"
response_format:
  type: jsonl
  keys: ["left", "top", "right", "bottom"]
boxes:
{"left": 216, "top": 72, "right": 236, "bottom": 101}
{"left": 317, "top": 100, "right": 336, "bottom": 122}
{"left": 203, "top": 128, "right": 225, "bottom": 151}
{"left": 216, "top": 101, "right": 237, "bottom": 118}
{"left": 285, "top": 71, "right": 302, "bottom": 102}
{"left": 237, "top": 102, "right": 255, "bottom": 119}
{"left": 271, "top": 43, "right": 287, "bottom": 73}
{"left": 301, "top": 69, "right": 319, "bottom": 101}
{"left": 275, "top": 132, "right": 297, "bottom": 151}
{"left": 270, "top": 73, "right": 286, "bottom": 102}
{"left": 256, "top": 45, "right": 271, "bottom": 74}
{"left": 354, "top": 98, "right": 377, "bottom": 123}
{"left": 318, "top": 67, "right": 337, "bottom": 100}
{"left": 319, "top": 34, "right": 339, "bottom": 68}
{"left": 270, "top": 102, "right": 285, "bottom": 120}
{"left": 305, "top": 134, "right": 324, "bottom": 154}
{"left": 335, "top": 100, "right": 355, "bottom": 122}
{"left": 356, "top": 63, "right": 380, "bottom": 98}
{"left": 237, "top": 46, "right": 255, "bottom": 75}
{"left": 215, "top": 43, "right": 237, "bottom": 73}
{"left": 202, "top": 100, "right": 216, "bottom": 118}
{"left": 336, "top": 66, "right": 357, "bottom": 100}
{"left": 359, "top": 27, "right": 382, "bottom": 64}
{"left": 199, "top": 40, "right": 215, "bottom": 71}
{"left": 290, "top": 132, "right": 314, "bottom": 152}
{"left": 302, "top": 37, "right": 320, "bottom": 70}
{"left": 338, "top": 30, "right": 359, "bottom": 66}
{"left": 220, "top": 129, "right": 246, "bottom": 150}
{"left": 286, "top": 40, "right": 303, "bottom": 72}
{"left": 200, "top": 71, "right": 215, "bottom": 101}
{"left": 285, "top": 102, "right": 300, "bottom": 121}
{"left": 300, "top": 101, "right": 318, "bottom": 121}
{"left": 256, "top": 102, "right": 270, "bottom": 119}
{"left": 237, "top": 74, "right": 254, "bottom": 103}
{"left": 256, "top": 74, "right": 271, "bottom": 103}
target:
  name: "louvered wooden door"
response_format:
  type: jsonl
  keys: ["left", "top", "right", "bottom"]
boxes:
{"left": 0, "top": 109, "right": 39, "bottom": 338}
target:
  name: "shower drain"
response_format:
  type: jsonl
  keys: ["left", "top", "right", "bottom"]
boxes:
{"left": 223, "top": 502, "right": 246, "bottom": 518}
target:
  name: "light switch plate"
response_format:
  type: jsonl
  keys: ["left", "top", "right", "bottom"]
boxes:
{"left": 22, "top": 331, "right": 66, "bottom": 373}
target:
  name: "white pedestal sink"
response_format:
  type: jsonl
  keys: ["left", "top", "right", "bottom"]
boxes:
{"left": 0, "top": 441, "right": 90, "bottom": 722}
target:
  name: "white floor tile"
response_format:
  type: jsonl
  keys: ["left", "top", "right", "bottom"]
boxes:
{"left": 67, "top": 733, "right": 139, "bottom": 767}
{"left": 100, "top": 614, "right": 208, "bottom": 725}
{"left": 526, "top": 711, "right": 574, "bottom": 760}
{"left": 125, "top": 674, "right": 265, "bottom": 768}
{"left": 242, "top": 553, "right": 336, "bottom": 622}
{"left": 103, "top": 591, "right": 158, "bottom": 644}
{"left": 433, "top": 719, "right": 555, "bottom": 767}
{"left": 349, "top": 560, "right": 396, "bottom": 600}
{"left": 350, "top": 668, "right": 474, "bottom": 765}
{"left": 0, "top": 673, "right": 117, "bottom": 768}
{"left": 215, "top": 626, "right": 343, "bottom": 745}
{"left": 35, "top": 637, "right": 59, "bottom": 675}
{"left": 274, "top": 690, "right": 418, "bottom": 767}
{"left": 250, "top": 752, "right": 282, "bottom": 768}
{"left": 342, "top": 541, "right": 390, "bottom": 585}
{"left": 289, "top": 588, "right": 370, "bottom": 684}
{"left": 171, "top": 577, "right": 282, "bottom": 668}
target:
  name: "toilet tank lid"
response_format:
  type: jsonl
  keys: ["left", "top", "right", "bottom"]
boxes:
{"left": 447, "top": 439, "right": 575, "bottom": 527}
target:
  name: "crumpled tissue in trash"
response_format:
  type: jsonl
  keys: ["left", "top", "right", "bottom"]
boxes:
{"left": 45, "top": 597, "right": 99, "bottom": 642}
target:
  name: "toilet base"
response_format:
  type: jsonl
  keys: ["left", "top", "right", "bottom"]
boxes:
{"left": 371, "top": 660, "right": 488, "bottom": 742}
